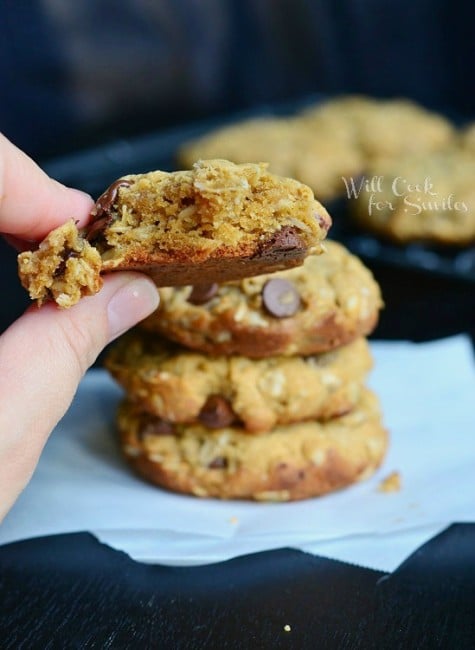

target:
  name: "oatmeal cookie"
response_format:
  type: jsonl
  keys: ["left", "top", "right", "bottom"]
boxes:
{"left": 18, "top": 159, "right": 331, "bottom": 307}
{"left": 117, "top": 388, "right": 388, "bottom": 501}
{"left": 300, "top": 96, "right": 455, "bottom": 161}
{"left": 141, "top": 241, "right": 382, "bottom": 357}
{"left": 290, "top": 125, "right": 364, "bottom": 201}
{"left": 351, "top": 150, "right": 475, "bottom": 245}
{"left": 105, "top": 332, "right": 372, "bottom": 433}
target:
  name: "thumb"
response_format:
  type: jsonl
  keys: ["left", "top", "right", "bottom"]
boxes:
{"left": 0, "top": 273, "right": 159, "bottom": 520}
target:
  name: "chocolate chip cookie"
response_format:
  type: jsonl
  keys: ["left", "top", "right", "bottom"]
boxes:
{"left": 105, "top": 332, "right": 373, "bottom": 433}
{"left": 18, "top": 159, "right": 331, "bottom": 307}
{"left": 141, "top": 241, "right": 383, "bottom": 357}
{"left": 117, "top": 388, "right": 388, "bottom": 501}
{"left": 350, "top": 150, "right": 475, "bottom": 245}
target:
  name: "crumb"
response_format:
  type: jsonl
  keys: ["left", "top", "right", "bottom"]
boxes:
{"left": 229, "top": 516, "right": 239, "bottom": 525}
{"left": 283, "top": 625, "right": 291, "bottom": 632}
{"left": 378, "top": 471, "right": 401, "bottom": 493}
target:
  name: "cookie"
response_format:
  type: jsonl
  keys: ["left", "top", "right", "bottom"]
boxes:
{"left": 105, "top": 332, "right": 373, "bottom": 433}
{"left": 356, "top": 99, "right": 454, "bottom": 159}
{"left": 300, "top": 96, "right": 455, "bottom": 161}
{"left": 350, "top": 150, "right": 475, "bottom": 245}
{"left": 117, "top": 388, "right": 388, "bottom": 501}
{"left": 141, "top": 241, "right": 383, "bottom": 357}
{"left": 178, "top": 117, "right": 364, "bottom": 201}
{"left": 18, "top": 159, "right": 331, "bottom": 307}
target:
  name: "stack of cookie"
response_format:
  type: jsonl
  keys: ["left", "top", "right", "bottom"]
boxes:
{"left": 105, "top": 241, "right": 387, "bottom": 502}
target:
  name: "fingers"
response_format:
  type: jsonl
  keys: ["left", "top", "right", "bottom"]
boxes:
{"left": 0, "top": 273, "right": 159, "bottom": 520}
{"left": 0, "top": 133, "right": 94, "bottom": 241}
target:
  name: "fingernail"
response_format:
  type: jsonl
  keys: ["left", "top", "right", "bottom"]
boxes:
{"left": 107, "top": 276, "right": 159, "bottom": 340}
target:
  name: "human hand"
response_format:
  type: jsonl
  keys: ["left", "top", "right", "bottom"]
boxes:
{"left": 0, "top": 134, "right": 159, "bottom": 521}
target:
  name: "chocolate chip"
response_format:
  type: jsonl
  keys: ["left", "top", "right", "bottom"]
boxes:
{"left": 259, "top": 226, "right": 304, "bottom": 259}
{"left": 85, "top": 215, "right": 113, "bottom": 242}
{"left": 268, "top": 227, "right": 304, "bottom": 251}
{"left": 187, "top": 283, "right": 218, "bottom": 305}
{"left": 86, "top": 178, "right": 133, "bottom": 241}
{"left": 198, "top": 395, "right": 237, "bottom": 429}
{"left": 208, "top": 456, "right": 228, "bottom": 469}
{"left": 139, "top": 418, "right": 174, "bottom": 439}
{"left": 53, "top": 248, "right": 78, "bottom": 278}
{"left": 262, "top": 278, "right": 301, "bottom": 318}
{"left": 96, "top": 178, "right": 133, "bottom": 216}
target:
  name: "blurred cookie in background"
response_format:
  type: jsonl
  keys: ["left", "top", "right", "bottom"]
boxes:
{"left": 299, "top": 96, "right": 455, "bottom": 161}
{"left": 350, "top": 150, "right": 475, "bottom": 245}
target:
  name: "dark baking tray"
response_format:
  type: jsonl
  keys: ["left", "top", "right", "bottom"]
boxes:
{"left": 41, "top": 95, "right": 475, "bottom": 284}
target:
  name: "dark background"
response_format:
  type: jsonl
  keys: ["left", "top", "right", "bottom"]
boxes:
{"left": 1, "top": 0, "right": 475, "bottom": 339}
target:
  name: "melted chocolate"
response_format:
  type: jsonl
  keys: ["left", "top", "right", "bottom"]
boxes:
{"left": 86, "top": 178, "right": 133, "bottom": 242}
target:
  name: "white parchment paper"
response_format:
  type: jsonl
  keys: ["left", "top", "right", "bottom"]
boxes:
{"left": 1, "top": 336, "right": 474, "bottom": 571}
